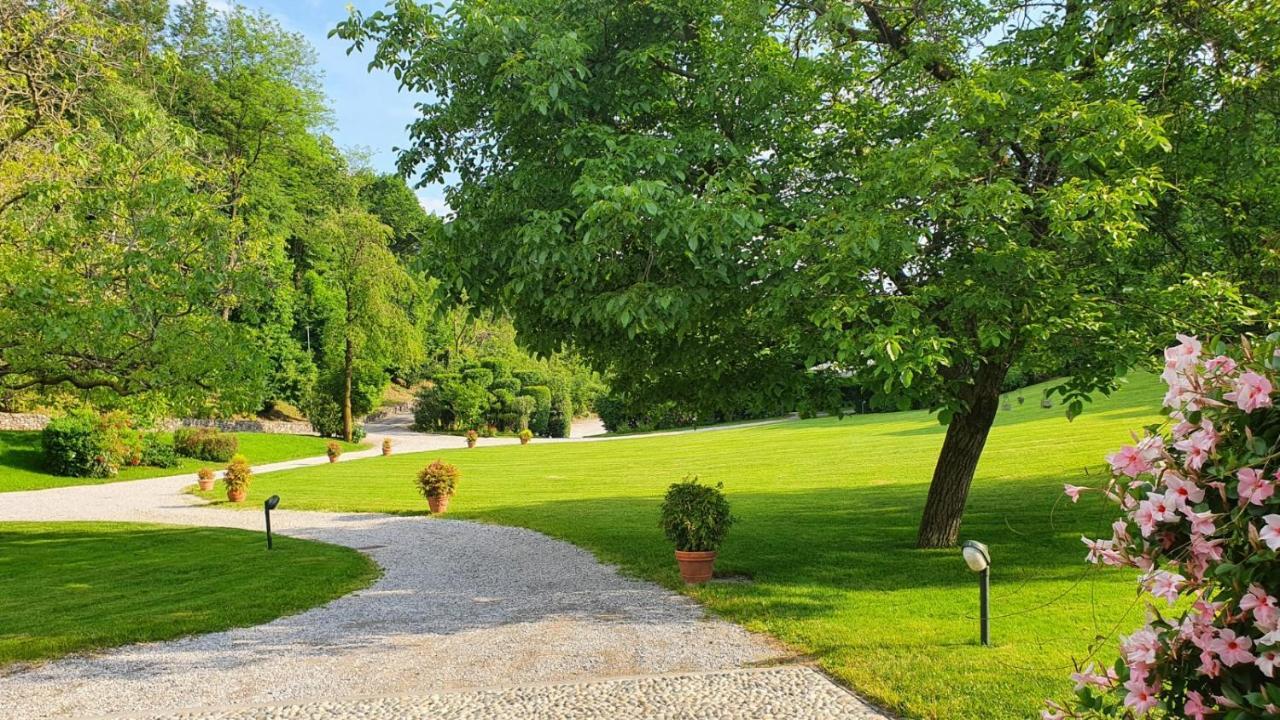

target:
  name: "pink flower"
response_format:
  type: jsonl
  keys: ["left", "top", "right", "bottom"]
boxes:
{"left": 1260, "top": 515, "right": 1280, "bottom": 551}
{"left": 1257, "top": 649, "right": 1279, "bottom": 678}
{"left": 1069, "top": 663, "right": 1115, "bottom": 691}
{"left": 1224, "top": 370, "right": 1273, "bottom": 412}
{"left": 1063, "top": 484, "right": 1085, "bottom": 503}
{"left": 1210, "top": 628, "right": 1255, "bottom": 666}
{"left": 1108, "top": 444, "right": 1153, "bottom": 478}
{"left": 1135, "top": 493, "right": 1174, "bottom": 538}
{"left": 1185, "top": 690, "right": 1211, "bottom": 720}
{"left": 1205, "top": 355, "right": 1237, "bottom": 376}
{"left": 1122, "top": 627, "right": 1161, "bottom": 666}
{"left": 1123, "top": 676, "right": 1160, "bottom": 716}
{"left": 1240, "top": 585, "right": 1279, "bottom": 627}
{"left": 1082, "top": 536, "right": 1112, "bottom": 564}
{"left": 1237, "top": 468, "right": 1275, "bottom": 507}
{"left": 1165, "top": 333, "right": 1203, "bottom": 369}
{"left": 1146, "top": 571, "right": 1185, "bottom": 606}
{"left": 1181, "top": 506, "right": 1216, "bottom": 536}
{"left": 1164, "top": 474, "right": 1205, "bottom": 507}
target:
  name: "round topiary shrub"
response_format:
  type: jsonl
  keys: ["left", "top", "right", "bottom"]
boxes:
{"left": 659, "top": 476, "right": 735, "bottom": 552}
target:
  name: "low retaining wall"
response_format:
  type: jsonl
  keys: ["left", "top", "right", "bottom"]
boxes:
{"left": 0, "top": 413, "right": 316, "bottom": 436}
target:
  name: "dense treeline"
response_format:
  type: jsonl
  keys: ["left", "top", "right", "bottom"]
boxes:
{"left": 0, "top": 0, "right": 599, "bottom": 441}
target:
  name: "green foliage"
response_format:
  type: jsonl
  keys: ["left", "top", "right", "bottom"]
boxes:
{"left": 461, "top": 367, "right": 494, "bottom": 388}
{"left": 317, "top": 362, "right": 388, "bottom": 419}
{"left": 357, "top": 171, "right": 438, "bottom": 257}
{"left": 518, "top": 428, "right": 533, "bottom": 444}
{"left": 490, "top": 377, "right": 522, "bottom": 394}
{"left": 173, "top": 428, "right": 239, "bottom": 462}
{"left": 139, "top": 434, "right": 179, "bottom": 469}
{"left": 222, "top": 454, "right": 252, "bottom": 492}
{"left": 304, "top": 390, "right": 368, "bottom": 442}
{"left": 412, "top": 384, "right": 451, "bottom": 431}
{"left": 549, "top": 392, "right": 573, "bottom": 439}
{"left": 40, "top": 411, "right": 117, "bottom": 478}
{"left": 441, "top": 380, "right": 490, "bottom": 429}
{"left": 659, "top": 477, "right": 734, "bottom": 552}
{"left": 521, "top": 385, "right": 552, "bottom": 436}
{"left": 325, "top": 440, "right": 342, "bottom": 459}
{"left": 414, "top": 459, "right": 459, "bottom": 498}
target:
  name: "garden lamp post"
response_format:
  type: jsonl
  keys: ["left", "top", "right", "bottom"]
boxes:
{"left": 961, "top": 540, "right": 990, "bottom": 646}
{"left": 264, "top": 495, "right": 280, "bottom": 550}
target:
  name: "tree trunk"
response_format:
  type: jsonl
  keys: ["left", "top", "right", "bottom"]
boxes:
{"left": 916, "top": 364, "right": 1008, "bottom": 548}
{"left": 343, "top": 337, "right": 354, "bottom": 443}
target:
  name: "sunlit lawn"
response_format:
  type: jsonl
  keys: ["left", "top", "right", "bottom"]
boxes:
{"left": 0, "top": 432, "right": 365, "bottom": 493}
{"left": 0, "top": 522, "right": 378, "bottom": 667}
{"left": 198, "top": 374, "right": 1165, "bottom": 719}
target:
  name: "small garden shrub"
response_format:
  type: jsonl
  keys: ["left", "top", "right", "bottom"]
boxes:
{"left": 326, "top": 441, "right": 341, "bottom": 460}
{"left": 480, "top": 424, "right": 497, "bottom": 438}
{"left": 174, "top": 427, "right": 239, "bottom": 462}
{"left": 461, "top": 367, "right": 494, "bottom": 388}
{"left": 519, "top": 429, "right": 533, "bottom": 445}
{"left": 415, "top": 459, "right": 459, "bottom": 499}
{"left": 139, "top": 433, "right": 179, "bottom": 468}
{"left": 465, "top": 429, "right": 478, "bottom": 445}
{"left": 41, "top": 410, "right": 116, "bottom": 478}
{"left": 223, "top": 454, "right": 252, "bottom": 493}
{"left": 522, "top": 385, "right": 552, "bottom": 436}
{"left": 549, "top": 392, "right": 573, "bottom": 438}
{"left": 660, "top": 476, "right": 735, "bottom": 552}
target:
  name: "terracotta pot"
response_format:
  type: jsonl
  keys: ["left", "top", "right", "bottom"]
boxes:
{"left": 520, "top": 438, "right": 530, "bottom": 445}
{"left": 428, "top": 494, "right": 451, "bottom": 514}
{"left": 227, "top": 487, "right": 246, "bottom": 503}
{"left": 466, "top": 440, "right": 476, "bottom": 448}
{"left": 328, "top": 455, "right": 339, "bottom": 463}
{"left": 197, "top": 478, "right": 215, "bottom": 492}
{"left": 674, "top": 550, "right": 718, "bottom": 584}
{"left": 383, "top": 447, "right": 392, "bottom": 456}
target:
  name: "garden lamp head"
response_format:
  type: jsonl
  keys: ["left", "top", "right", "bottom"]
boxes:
{"left": 961, "top": 540, "right": 990, "bottom": 573}
{"left": 264, "top": 495, "right": 280, "bottom": 511}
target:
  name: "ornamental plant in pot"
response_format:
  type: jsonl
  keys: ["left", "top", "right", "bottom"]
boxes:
{"left": 415, "top": 459, "right": 459, "bottom": 514}
{"left": 660, "top": 476, "right": 734, "bottom": 584}
{"left": 223, "top": 454, "right": 252, "bottom": 503}
{"left": 465, "top": 429, "right": 478, "bottom": 448}
{"left": 196, "top": 467, "right": 216, "bottom": 492}
{"left": 519, "top": 429, "right": 533, "bottom": 445}
{"left": 382, "top": 438, "right": 392, "bottom": 456}
{"left": 326, "top": 440, "right": 341, "bottom": 463}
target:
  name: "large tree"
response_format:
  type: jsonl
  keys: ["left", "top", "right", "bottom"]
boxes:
{"left": 339, "top": 0, "right": 1268, "bottom": 546}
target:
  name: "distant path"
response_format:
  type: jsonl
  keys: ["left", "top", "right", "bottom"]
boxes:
{"left": 0, "top": 423, "right": 888, "bottom": 720}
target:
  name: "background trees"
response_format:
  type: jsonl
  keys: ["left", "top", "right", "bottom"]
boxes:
{"left": 336, "top": 0, "right": 1275, "bottom": 546}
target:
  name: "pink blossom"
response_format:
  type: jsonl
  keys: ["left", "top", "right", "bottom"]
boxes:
{"left": 1174, "top": 425, "right": 1218, "bottom": 471}
{"left": 1224, "top": 370, "right": 1274, "bottom": 412}
{"left": 1259, "top": 515, "right": 1280, "bottom": 551}
{"left": 1210, "top": 629, "right": 1255, "bottom": 666}
{"left": 1180, "top": 506, "right": 1216, "bottom": 536}
{"left": 1165, "top": 333, "right": 1203, "bottom": 369}
{"left": 1199, "top": 646, "right": 1222, "bottom": 677}
{"left": 1069, "top": 663, "right": 1115, "bottom": 691}
{"left": 1063, "top": 484, "right": 1085, "bottom": 503}
{"left": 1040, "top": 710, "right": 1065, "bottom": 720}
{"left": 1257, "top": 649, "right": 1279, "bottom": 678}
{"left": 1123, "top": 676, "right": 1160, "bottom": 716}
{"left": 1135, "top": 493, "right": 1174, "bottom": 537}
{"left": 1205, "top": 355, "right": 1238, "bottom": 376}
{"left": 1240, "top": 585, "right": 1279, "bottom": 627}
{"left": 1122, "top": 627, "right": 1160, "bottom": 666}
{"left": 1237, "top": 468, "right": 1275, "bottom": 507}
{"left": 1164, "top": 474, "right": 1205, "bottom": 507}
{"left": 1082, "top": 536, "right": 1111, "bottom": 564}
{"left": 1108, "top": 444, "right": 1153, "bottom": 478}
{"left": 1146, "top": 571, "right": 1185, "bottom": 606}
{"left": 1184, "top": 690, "right": 1212, "bottom": 720}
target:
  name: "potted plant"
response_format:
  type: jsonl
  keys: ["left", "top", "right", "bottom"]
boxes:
{"left": 326, "top": 440, "right": 341, "bottom": 463}
{"left": 415, "top": 459, "right": 459, "bottom": 514}
{"left": 518, "top": 428, "right": 533, "bottom": 445}
{"left": 660, "top": 476, "right": 735, "bottom": 584}
{"left": 382, "top": 438, "right": 392, "bottom": 456}
{"left": 196, "top": 467, "right": 216, "bottom": 492}
{"left": 223, "top": 454, "right": 252, "bottom": 503}
{"left": 465, "top": 429, "right": 478, "bottom": 448}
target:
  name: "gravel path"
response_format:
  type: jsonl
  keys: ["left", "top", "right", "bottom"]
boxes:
{"left": 0, "top": 429, "right": 890, "bottom": 720}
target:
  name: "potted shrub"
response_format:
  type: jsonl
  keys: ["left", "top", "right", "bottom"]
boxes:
{"left": 660, "top": 476, "right": 735, "bottom": 584}
{"left": 415, "top": 459, "right": 459, "bottom": 514}
{"left": 223, "top": 454, "right": 252, "bottom": 503}
{"left": 465, "top": 429, "right": 478, "bottom": 448}
{"left": 382, "top": 438, "right": 392, "bottom": 456}
{"left": 518, "top": 428, "right": 533, "bottom": 445}
{"left": 326, "top": 440, "right": 341, "bottom": 463}
{"left": 196, "top": 467, "right": 216, "bottom": 492}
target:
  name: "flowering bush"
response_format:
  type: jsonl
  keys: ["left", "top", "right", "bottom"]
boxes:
{"left": 1047, "top": 335, "right": 1280, "bottom": 719}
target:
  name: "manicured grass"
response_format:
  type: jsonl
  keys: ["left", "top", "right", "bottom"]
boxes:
{"left": 0, "top": 432, "right": 366, "bottom": 493}
{"left": 0, "top": 521, "right": 378, "bottom": 667}
{"left": 200, "top": 374, "right": 1165, "bottom": 719}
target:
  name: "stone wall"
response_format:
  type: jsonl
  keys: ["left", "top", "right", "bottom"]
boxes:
{"left": 0, "top": 413, "right": 315, "bottom": 436}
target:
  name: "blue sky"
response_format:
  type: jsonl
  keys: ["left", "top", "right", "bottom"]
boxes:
{"left": 199, "top": 0, "right": 451, "bottom": 215}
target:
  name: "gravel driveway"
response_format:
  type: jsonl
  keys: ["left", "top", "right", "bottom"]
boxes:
{"left": 0, "top": 431, "right": 891, "bottom": 720}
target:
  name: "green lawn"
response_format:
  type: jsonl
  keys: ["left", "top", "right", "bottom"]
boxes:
{"left": 0, "top": 521, "right": 378, "bottom": 667}
{"left": 197, "top": 374, "right": 1164, "bottom": 719}
{"left": 0, "top": 432, "right": 366, "bottom": 493}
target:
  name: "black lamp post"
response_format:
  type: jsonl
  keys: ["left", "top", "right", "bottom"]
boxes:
{"left": 264, "top": 495, "right": 280, "bottom": 549}
{"left": 961, "top": 540, "right": 991, "bottom": 646}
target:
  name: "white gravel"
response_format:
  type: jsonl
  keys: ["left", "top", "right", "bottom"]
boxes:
{"left": 0, "top": 429, "right": 890, "bottom": 720}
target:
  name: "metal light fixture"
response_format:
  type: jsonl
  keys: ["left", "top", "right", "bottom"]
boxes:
{"left": 263, "top": 495, "right": 280, "bottom": 550}
{"left": 961, "top": 540, "right": 991, "bottom": 646}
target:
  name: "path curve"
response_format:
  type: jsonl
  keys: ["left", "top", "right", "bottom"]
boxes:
{"left": 0, "top": 429, "right": 889, "bottom": 719}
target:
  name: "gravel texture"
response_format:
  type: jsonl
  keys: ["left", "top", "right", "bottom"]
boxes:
{"left": 0, "top": 428, "right": 890, "bottom": 720}
{"left": 105, "top": 667, "right": 886, "bottom": 720}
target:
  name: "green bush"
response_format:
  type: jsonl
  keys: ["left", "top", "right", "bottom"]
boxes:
{"left": 512, "top": 370, "right": 545, "bottom": 387}
{"left": 415, "top": 459, "right": 459, "bottom": 498}
{"left": 659, "top": 476, "right": 735, "bottom": 552}
{"left": 480, "top": 357, "right": 510, "bottom": 378}
{"left": 41, "top": 410, "right": 116, "bottom": 478}
{"left": 442, "top": 380, "right": 490, "bottom": 429}
{"left": 513, "top": 395, "right": 535, "bottom": 431}
{"left": 412, "top": 384, "right": 453, "bottom": 431}
{"left": 462, "top": 367, "right": 494, "bottom": 388}
{"left": 549, "top": 392, "right": 573, "bottom": 438}
{"left": 223, "top": 454, "right": 252, "bottom": 494}
{"left": 490, "top": 377, "right": 522, "bottom": 394}
{"left": 521, "top": 385, "right": 552, "bottom": 436}
{"left": 173, "top": 427, "right": 239, "bottom": 462}
{"left": 140, "top": 433, "right": 179, "bottom": 468}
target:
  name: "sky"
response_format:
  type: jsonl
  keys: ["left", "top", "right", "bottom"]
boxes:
{"left": 197, "top": 0, "right": 452, "bottom": 216}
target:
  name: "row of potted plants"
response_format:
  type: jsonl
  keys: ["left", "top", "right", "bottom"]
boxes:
{"left": 464, "top": 428, "right": 535, "bottom": 448}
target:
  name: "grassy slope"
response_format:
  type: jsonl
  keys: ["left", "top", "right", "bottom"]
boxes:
{"left": 0, "top": 432, "right": 366, "bottom": 493}
{"left": 0, "top": 522, "right": 378, "bottom": 667}
{"left": 200, "top": 373, "right": 1165, "bottom": 719}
